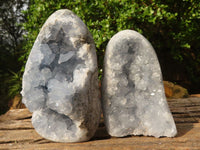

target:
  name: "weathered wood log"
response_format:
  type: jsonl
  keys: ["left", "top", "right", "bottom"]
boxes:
{"left": 0, "top": 97, "right": 200, "bottom": 149}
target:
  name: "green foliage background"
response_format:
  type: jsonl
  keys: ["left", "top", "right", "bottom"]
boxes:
{"left": 21, "top": 0, "right": 200, "bottom": 93}
{"left": 0, "top": 0, "right": 27, "bottom": 113}
{"left": 1, "top": 0, "right": 199, "bottom": 113}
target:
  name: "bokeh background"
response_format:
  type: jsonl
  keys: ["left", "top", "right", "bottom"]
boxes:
{"left": 1, "top": 0, "right": 200, "bottom": 114}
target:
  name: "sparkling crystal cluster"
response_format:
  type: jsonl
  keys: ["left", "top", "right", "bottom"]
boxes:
{"left": 21, "top": 9, "right": 101, "bottom": 142}
{"left": 102, "top": 30, "right": 177, "bottom": 138}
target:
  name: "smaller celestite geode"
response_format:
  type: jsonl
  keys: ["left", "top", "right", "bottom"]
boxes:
{"left": 21, "top": 9, "right": 101, "bottom": 143}
{"left": 102, "top": 30, "right": 177, "bottom": 138}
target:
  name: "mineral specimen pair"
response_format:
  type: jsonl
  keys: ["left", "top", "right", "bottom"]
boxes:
{"left": 21, "top": 9, "right": 177, "bottom": 143}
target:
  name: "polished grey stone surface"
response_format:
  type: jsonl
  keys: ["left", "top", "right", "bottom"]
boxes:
{"left": 102, "top": 30, "right": 177, "bottom": 138}
{"left": 21, "top": 9, "right": 101, "bottom": 142}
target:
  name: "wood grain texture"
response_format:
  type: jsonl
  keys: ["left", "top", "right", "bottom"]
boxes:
{"left": 0, "top": 97, "right": 200, "bottom": 150}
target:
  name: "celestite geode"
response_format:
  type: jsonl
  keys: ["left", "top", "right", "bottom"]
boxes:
{"left": 21, "top": 9, "right": 101, "bottom": 143}
{"left": 102, "top": 30, "right": 177, "bottom": 138}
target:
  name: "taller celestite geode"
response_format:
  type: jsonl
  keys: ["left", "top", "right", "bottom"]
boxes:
{"left": 102, "top": 30, "right": 177, "bottom": 138}
{"left": 21, "top": 9, "right": 101, "bottom": 142}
